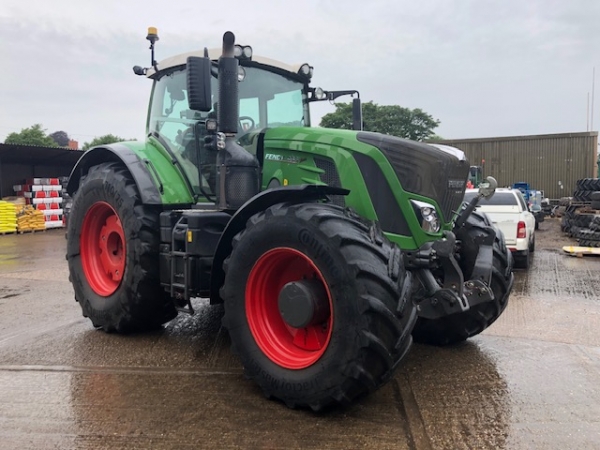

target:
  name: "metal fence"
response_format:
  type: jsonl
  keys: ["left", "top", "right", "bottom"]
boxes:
{"left": 432, "top": 132, "right": 599, "bottom": 199}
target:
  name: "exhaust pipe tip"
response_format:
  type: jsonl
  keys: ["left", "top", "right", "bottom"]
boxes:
{"left": 222, "top": 31, "right": 235, "bottom": 56}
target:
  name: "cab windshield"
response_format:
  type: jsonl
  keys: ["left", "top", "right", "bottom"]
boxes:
{"left": 147, "top": 66, "right": 308, "bottom": 196}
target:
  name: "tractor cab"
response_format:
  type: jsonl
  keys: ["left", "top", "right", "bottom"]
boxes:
{"left": 145, "top": 54, "right": 308, "bottom": 198}
{"left": 140, "top": 41, "right": 360, "bottom": 201}
{"left": 468, "top": 165, "right": 483, "bottom": 187}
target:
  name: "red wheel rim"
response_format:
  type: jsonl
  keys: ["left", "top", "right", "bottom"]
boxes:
{"left": 246, "top": 247, "right": 333, "bottom": 370}
{"left": 80, "top": 202, "right": 126, "bottom": 296}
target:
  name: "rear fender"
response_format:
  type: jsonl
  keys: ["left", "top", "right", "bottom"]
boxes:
{"left": 66, "top": 141, "right": 195, "bottom": 206}
{"left": 67, "top": 144, "right": 160, "bottom": 204}
{"left": 209, "top": 184, "right": 349, "bottom": 304}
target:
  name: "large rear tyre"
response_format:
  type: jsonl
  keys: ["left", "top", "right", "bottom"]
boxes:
{"left": 221, "top": 203, "right": 417, "bottom": 410}
{"left": 412, "top": 210, "right": 514, "bottom": 346}
{"left": 66, "top": 163, "right": 177, "bottom": 333}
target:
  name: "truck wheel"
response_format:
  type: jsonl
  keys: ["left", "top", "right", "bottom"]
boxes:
{"left": 221, "top": 203, "right": 417, "bottom": 410}
{"left": 514, "top": 249, "right": 530, "bottom": 269}
{"left": 412, "top": 210, "right": 513, "bottom": 346}
{"left": 66, "top": 162, "right": 177, "bottom": 333}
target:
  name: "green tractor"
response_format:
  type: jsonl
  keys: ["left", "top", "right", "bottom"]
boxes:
{"left": 468, "top": 165, "right": 483, "bottom": 188}
{"left": 66, "top": 30, "right": 513, "bottom": 410}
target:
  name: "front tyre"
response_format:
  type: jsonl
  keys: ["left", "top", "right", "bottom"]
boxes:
{"left": 412, "top": 210, "right": 514, "bottom": 346}
{"left": 66, "top": 162, "right": 177, "bottom": 333}
{"left": 221, "top": 203, "right": 417, "bottom": 410}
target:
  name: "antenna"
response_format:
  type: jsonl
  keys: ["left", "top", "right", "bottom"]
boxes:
{"left": 587, "top": 92, "right": 590, "bottom": 131}
{"left": 592, "top": 67, "right": 596, "bottom": 131}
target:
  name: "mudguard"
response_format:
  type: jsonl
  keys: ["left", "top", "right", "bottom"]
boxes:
{"left": 209, "top": 184, "right": 349, "bottom": 304}
{"left": 66, "top": 141, "right": 195, "bottom": 206}
{"left": 67, "top": 143, "right": 160, "bottom": 203}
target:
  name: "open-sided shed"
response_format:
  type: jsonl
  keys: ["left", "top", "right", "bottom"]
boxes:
{"left": 0, "top": 144, "right": 83, "bottom": 197}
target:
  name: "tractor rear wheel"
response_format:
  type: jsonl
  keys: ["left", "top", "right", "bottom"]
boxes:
{"left": 221, "top": 203, "right": 417, "bottom": 410}
{"left": 412, "top": 210, "right": 513, "bottom": 346}
{"left": 66, "top": 162, "right": 177, "bottom": 333}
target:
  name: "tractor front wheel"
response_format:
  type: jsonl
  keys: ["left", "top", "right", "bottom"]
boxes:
{"left": 66, "top": 162, "right": 177, "bottom": 333}
{"left": 221, "top": 203, "right": 417, "bottom": 410}
{"left": 412, "top": 210, "right": 513, "bottom": 346}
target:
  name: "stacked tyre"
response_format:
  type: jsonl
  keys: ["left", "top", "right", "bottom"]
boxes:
{"left": 574, "top": 178, "right": 600, "bottom": 201}
{"left": 568, "top": 184, "right": 600, "bottom": 247}
{"left": 561, "top": 178, "right": 600, "bottom": 234}
{"left": 561, "top": 204, "right": 577, "bottom": 233}
{"left": 592, "top": 191, "right": 600, "bottom": 210}
{"left": 572, "top": 215, "right": 600, "bottom": 247}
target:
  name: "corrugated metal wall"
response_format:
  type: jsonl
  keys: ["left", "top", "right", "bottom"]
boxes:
{"left": 433, "top": 132, "right": 598, "bottom": 199}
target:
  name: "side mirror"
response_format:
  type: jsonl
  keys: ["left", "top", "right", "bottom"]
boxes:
{"left": 478, "top": 176, "right": 498, "bottom": 199}
{"left": 187, "top": 56, "right": 212, "bottom": 112}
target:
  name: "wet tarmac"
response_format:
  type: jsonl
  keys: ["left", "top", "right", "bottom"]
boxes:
{"left": 0, "top": 220, "right": 599, "bottom": 449}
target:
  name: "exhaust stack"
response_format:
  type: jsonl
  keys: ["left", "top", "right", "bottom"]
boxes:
{"left": 217, "top": 31, "right": 239, "bottom": 135}
{"left": 215, "top": 31, "right": 260, "bottom": 210}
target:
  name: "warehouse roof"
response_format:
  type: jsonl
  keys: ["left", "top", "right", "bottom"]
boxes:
{"left": 0, "top": 143, "right": 84, "bottom": 166}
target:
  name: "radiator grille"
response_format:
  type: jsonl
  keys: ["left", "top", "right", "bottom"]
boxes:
{"left": 314, "top": 157, "right": 345, "bottom": 207}
{"left": 357, "top": 133, "right": 470, "bottom": 222}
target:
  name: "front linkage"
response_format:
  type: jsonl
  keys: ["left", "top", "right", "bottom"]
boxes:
{"left": 404, "top": 177, "right": 513, "bottom": 339}
{"left": 405, "top": 229, "right": 495, "bottom": 320}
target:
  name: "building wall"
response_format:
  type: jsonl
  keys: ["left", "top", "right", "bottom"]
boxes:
{"left": 433, "top": 132, "right": 599, "bottom": 199}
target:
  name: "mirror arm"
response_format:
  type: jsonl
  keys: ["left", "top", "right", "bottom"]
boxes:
{"left": 327, "top": 90, "right": 359, "bottom": 101}
{"left": 455, "top": 195, "right": 482, "bottom": 229}
{"left": 307, "top": 89, "right": 360, "bottom": 103}
{"left": 455, "top": 176, "right": 498, "bottom": 228}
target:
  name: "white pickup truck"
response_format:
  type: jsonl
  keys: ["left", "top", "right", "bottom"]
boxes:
{"left": 464, "top": 188, "right": 536, "bottom": 269}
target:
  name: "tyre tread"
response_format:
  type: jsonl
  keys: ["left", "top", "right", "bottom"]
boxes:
{"left": 221, "top": 202, "right": 417, "bottom": 410}
{"left": 67, "top": 162, "right": 176, "bottom": 333}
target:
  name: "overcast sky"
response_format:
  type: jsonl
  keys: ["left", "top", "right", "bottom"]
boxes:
{"left": 1, "top": 0, "right": 598, "bottom": 145}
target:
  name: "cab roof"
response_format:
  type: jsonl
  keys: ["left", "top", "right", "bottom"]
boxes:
{"left": 146, "top": 48, "right": 304, "bottom": 78}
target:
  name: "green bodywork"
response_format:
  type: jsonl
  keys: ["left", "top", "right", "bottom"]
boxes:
{"left": 119, "top": 139, "right": 195, "bottom": 205}
{"left": 257, "top": 127, "right": 450, "bottom": 250}
{"left": 128, "top": 126, "right": 450, "bottom": 250}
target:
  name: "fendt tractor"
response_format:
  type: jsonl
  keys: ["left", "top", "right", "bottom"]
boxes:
{"left": 66, "top": 30, "right": 514, "bottom": 410}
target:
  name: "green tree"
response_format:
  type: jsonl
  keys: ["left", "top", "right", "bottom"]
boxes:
{"left": 320, "top": 101, "right": 440, "bottom": 141}
{"left": 49, "top": 130, "right": 70, "bottom": 147}
{"left": 82, "top": 134, "right": 128, "bottom": 151}
{"left": 4, "top": 124, "right": 57, "bottom": 147}
{"left": 426, "top": 134, "right": 444, "bottom": 141}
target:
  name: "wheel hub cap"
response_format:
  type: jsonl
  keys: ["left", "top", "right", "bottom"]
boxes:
{"left": 278, "top": 280, "right": 329, "bottom": 328}
{"left": 245, "top": 247, "right": 333, "bottom": 370}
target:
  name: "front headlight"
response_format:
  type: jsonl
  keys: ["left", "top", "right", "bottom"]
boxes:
{"left": 411, "top": 200, "right": 441, "bottom": 233}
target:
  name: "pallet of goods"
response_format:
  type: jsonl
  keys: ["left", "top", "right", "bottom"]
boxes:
{"left": 0, "top": 200, "right": 18, "bottom": 234}
{"left": 16, "top": 206, "right": 46, "bottom": 232}
{"left": 12, "top": 178, "right": 65, "bottom": 230}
